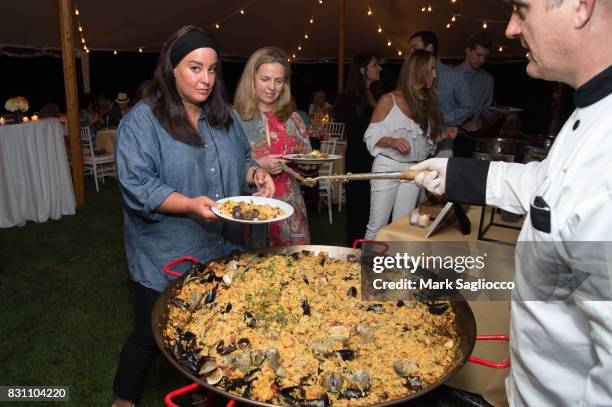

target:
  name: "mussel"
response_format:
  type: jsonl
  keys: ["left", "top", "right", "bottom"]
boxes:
{"left": 301, "top": 299, "right": 311, "bottom": 316}
{"left": 427, "top": 302, "right": 449, "bottom": 315}
{"left": 321, "top": 371, "right": 343, "bottom": 393}
{"left": 367, "top": 303, "right": 384, "bottom": 313}
{"left": 349, "top": 370, "right": 371, "bottom": 392}
{"left": 404, "top": 375, "right": 423, "bottom": 390}
{"left": 347, "top": 286, "right": 357, "bottom": 297}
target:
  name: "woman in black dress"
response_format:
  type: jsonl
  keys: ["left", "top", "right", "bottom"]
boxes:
{"left": 342, "top": 53, "right": 382, "bottom": 245}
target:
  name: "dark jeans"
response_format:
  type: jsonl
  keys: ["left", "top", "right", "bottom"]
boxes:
{"left": 113, "top": 281, "right": 160, "bottom": 401}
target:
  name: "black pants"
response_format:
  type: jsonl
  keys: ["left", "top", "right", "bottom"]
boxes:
{"left": 113, "top": 281, "right": 160, "bottom": 401}
{"left": 345, "top": 181, "right": 371, "bottom": 246}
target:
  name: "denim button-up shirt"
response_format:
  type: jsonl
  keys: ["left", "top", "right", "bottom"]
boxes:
{"left": 116, "top": 101, "right": 256, "bottom": 292}
{"left": 436, "top": 59, "right": 474, "bottom": 151}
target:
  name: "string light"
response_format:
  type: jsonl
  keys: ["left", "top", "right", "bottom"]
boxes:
{"left": 304, "top": 33, "right": 309, "bottom": 39}
{"left": 446, "top": 23, "right": 451, "bottom": 28}
{"left": 397, "top": 50, "right": 403, "bottom": 56}
{"left": 298, "top": 45, "right": 302, "bottom": 50}
{"left": 81, "top": 38, "right": 85, "bottom": 43}
{"left": 482, "top": 20, "right": 488, "bottom": 29}
{"left": 113, "top": 50, "right": 117, "bottom": 55}
{"left": 318, "top": 0, "right": 323, "bottom": 4}
{"left": 215, "top": 23, "right": 220, "bottom": 29}
{"left": 309, "top": 17, "right": 314, "bottom": 23}
{"left": 451, "top": 0, "right": 456, "bottom": 3}
{"left": 139, "top": 48, "right": 143, "bottom": 53}
{"left": 451, "top": 14, "right": 456, "bottom": 22}
{"left": 367, "top": 6, "right": 372, "bottom": 16}
{"left": 74, "top": 8, "right": 79, "bottom": 15}
{"left": 427, "top": 5, "right": 432, "bottom": 12}
{"left": 421, "top": 6, "right": 426, "bottom": 12}
{"left": 498, "top": 45, "right": 503, "bottom": 52}
{"left": 377, "top": 25, "right": 382, "bottom": 33}
{"left": 292, "top": 53, "right": 296, "bottom": 58}
{"left": 240, "top": 9, "right": 245, "bottom": 14}
{"left": 78, "top": 26, "right": 83, "bottom": 32}
{"left": 387, "top": 40, "right": 392, "bottom": 46}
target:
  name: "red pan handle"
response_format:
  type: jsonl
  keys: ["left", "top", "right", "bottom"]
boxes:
{"left": 163, "top": 256, "right": 202, "bottom": 277}
{"left": 352, "top": 239, "right": 389, "bottom": 253}
{"left": 164, "top": 383, "right": 199, "bottom": 407}
{"left": 164, "top": 383, "right": 236, "bottom": 407}
{"left": 468, "top": 335, "right": 511, "bottom": 369}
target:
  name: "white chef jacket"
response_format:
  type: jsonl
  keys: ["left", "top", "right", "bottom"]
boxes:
{"left": 446, "top": 66, "right": 612, "bottom": 406}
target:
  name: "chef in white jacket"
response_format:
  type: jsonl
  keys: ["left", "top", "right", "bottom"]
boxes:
{"left": 410, "top": 0, "right": 612, "bottom": 406}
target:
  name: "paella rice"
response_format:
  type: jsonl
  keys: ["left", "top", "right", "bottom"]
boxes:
{"left": 164, "top": 251, "right": 460, "bottom": 406}
{"left": 219, "top": 200, "right": 285, "bottom": 221}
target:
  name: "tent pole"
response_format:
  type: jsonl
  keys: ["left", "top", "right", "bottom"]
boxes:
{"left": 58, "top": 0, "right": 85, "bottom": 206}
{"left": 337, "top": 0, "right": 345, "bottom": 94}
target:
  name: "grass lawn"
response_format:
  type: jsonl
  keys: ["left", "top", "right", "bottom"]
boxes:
{"left": 0, "top": 179, "right": 346, "bottom": 406}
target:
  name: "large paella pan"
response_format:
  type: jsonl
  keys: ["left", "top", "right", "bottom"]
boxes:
{"left": 153, "top": 245, "right": 506, "bottom": 407}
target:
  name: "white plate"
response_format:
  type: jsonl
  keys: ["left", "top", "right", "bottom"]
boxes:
{"left": 283, "top": 154, "right": 343, "bottom": 165}
{"left": 491, "top": 106, "right": 523, "bottom": 114}
{"left": 212, "top": 196, "right": 293, "bottom": 224}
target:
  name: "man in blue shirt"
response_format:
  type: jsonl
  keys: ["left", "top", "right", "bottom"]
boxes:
{"left": 454, "top": 33, "right": 497, "bottom": 157}
{"left": 409, "top": 31, "right": 473, "bottom": 158}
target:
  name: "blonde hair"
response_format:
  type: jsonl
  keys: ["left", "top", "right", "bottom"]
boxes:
{"left": 397, "top": 49, "right": 441, "bottom": 138}
{"left": 234, "top": 47, "right": 294, "bottom": 121}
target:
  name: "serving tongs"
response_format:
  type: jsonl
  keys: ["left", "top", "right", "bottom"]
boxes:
{"left": 279, "top": 161, "right": 429, "bottom": 187}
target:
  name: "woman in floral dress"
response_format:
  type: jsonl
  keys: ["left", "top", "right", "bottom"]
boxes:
{"left": 234, "top": 47, "right": 311, "bottom": 247}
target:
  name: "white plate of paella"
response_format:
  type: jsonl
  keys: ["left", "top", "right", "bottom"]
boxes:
{"left": 212, "top": 196, "right": 293, "bottom": 224}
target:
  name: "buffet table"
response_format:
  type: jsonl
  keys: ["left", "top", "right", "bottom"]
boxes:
{"left": 0, "top": 118, "right": 76, "bottom": 228}
{"left": 377, "top": 206, "right": 520, "bottom": 406}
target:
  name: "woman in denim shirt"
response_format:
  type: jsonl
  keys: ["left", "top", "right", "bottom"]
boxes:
{"left": 111, "top": 26, "right": 274, "bottom": 407}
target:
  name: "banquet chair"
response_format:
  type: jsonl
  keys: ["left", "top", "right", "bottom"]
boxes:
{"left": 324, "top": 122, "right": 345, "bottom": 139}
{"left": 317, "top": 139, "right": 338, "bottom": 224}
{"left": 80, "top": 127, "right": 116, "bottom": 192}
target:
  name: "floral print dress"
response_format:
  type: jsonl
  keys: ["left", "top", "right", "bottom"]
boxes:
{"left": 243, "top": 111, "right": 312, "bottom": 246}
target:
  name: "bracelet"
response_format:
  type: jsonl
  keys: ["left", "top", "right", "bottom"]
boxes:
{"left": 252, "top": 166, "right": 263, "bottom": 183}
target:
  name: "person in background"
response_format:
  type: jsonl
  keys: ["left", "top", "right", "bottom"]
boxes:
{"left": 364, "top": 50, "right": 456, "bottom": 239}
{"left": 308, "top": 90, "right": 333, "bottom": 119}
{"left": 409, "top": 31, "right": 473, "bottom": 158}
{"left": 39, "top": 101, "right": 60, "bottom": 118}
{"left": 107, "top": 92, "right": 131, "bottom": 127}
{"left": 293, "top": 97, "right": 311, "bottom": 127}
{"left": 369, "top": 80, "right": 386, "bottom": 103}
{"left": 343, "top": 52, "right": 381, "bottom": 246}
{"left": 454, "top": 33, "right": 496, "bottom": 157}
{"left": 111, "top": 26, "right": 274, "bottom": 407}
{"left": 79, "top": 94, "right": 104, "bottom": 145}
{"left": 412, "top": 0, "right": 612, "bottom": 404}
{"left": 234, "top": 46, "right": 312, "bottom": 247}
{"left": 97, "top": 92, "right": 114, "bottom": 125}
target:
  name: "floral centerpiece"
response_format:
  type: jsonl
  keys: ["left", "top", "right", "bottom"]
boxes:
{"left": 5, "top": 96, "right": 29, "bottom": 122}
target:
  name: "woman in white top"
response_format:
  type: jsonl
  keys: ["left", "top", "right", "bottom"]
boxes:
{"left": 364, "top": 50, "right": 457, "bottom": 239}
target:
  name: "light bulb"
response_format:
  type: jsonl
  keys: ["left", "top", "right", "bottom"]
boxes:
{"left": 367, "top": 7, "right": 372, "bottom": 15}
{"left": 139, "top": 48, "right": 143, "bottom": 53}
{"left": 113, "top": 50, "right": 117, "bottom": 55}
{"left": 427, "top": 5, "right": 432, "bottom": 12}
{"left": 482, "top": 21, "right": 488, "bottom": 29}
{"left": 377, "top": 25, "right": 382, "bottom": 33}
{"left": 240, "top": 9, "right": 244, "bottom": 14}
{"left": 446, "top": 23, "right": 451, "bottom": 28}
{"left": 452, "top": 15, "right": 456, "bottom": 22}
{"left": 75, "top": 8, "right": 79, "bottom": 15}
{"left": 387, "top": 40, "right": 391, "bottom": 46}
{"left": 215, "top": 23, "right": 220, "bottom": 29}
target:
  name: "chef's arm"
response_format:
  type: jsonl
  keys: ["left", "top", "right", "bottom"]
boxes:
{"left": 443, "top": 158, "right": 547, "bottom": 215}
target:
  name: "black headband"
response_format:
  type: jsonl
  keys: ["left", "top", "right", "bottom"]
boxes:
{"left": 170, "top": 30, "right": 219, "bottom": 67}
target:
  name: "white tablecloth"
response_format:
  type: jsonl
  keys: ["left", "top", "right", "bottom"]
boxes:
{"left": 0, "top": 118, "right": 76, "bottom": 228}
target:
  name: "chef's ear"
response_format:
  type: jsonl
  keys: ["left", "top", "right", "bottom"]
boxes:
{"left": 574, "top": 0, "right": 594, "bottom": 30}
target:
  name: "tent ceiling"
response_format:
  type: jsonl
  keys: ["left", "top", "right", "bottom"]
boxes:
{"left": 1, "top": 0, "right": 521, "bottom": 60}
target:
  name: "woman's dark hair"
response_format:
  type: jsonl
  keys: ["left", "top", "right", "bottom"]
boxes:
{"left": 397, "top": 49, "right": 442, "bottom": 139}
{"left": 369, "top": 80, "right": 386, "bottom": 102}
{"left": 345, "top": 52, "right": 377, "bottom": 116}
{"left": 144, "top": 25, "right": 232, "bottom": 146}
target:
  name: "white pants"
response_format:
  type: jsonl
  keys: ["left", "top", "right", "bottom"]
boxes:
{"left": 365, "top": 155, "right": 423, "bottom": 239}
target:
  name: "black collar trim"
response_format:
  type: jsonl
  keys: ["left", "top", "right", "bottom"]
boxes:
{"left": 573, "top": 65, "right": 612, "bottom": 108}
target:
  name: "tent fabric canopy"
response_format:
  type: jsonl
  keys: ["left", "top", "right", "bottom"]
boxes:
{"left": 1, "top": 0, "right": 520, "bottom": 60}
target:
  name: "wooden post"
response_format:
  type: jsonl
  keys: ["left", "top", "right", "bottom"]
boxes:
{"left": 337, "top": 0, "right": 345, "bottom": 95}
{"left": 58, "top": 0, "right": 85, "bottom": 206}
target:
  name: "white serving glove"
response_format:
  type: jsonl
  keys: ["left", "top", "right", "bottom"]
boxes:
{"left": 409, "top": 158, "right": 449, "bottom": 196}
